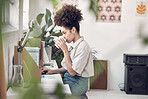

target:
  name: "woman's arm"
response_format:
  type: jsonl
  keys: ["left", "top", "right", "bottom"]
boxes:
{"left": 56, "top": 38, "right": 77, "bottom": 77}
{"left": 63, "top": 51, "right": 76, "bottom": 77}
{"left": 42, "top": 67, "right": 66, "bottom": 74}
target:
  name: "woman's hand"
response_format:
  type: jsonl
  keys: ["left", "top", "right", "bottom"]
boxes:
{"left": 41, "top": 68, "right": 54, "bottom": 75}
{"left": 56, "top": 38, "right": 68, "bottom": 53}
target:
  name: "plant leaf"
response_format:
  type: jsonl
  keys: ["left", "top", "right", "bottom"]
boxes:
{"left": 45, "top": 9, "right": 52, "bottom": 24}
{"left": 44, "top": 9, "right": 53, "bottom": 31}
{"left": 48, "top": 0, "right": 59, "bottom": 9}
{"left": 36, "top": 13, "right": 44, "bottom": 25}
{"left": 42, "top": 24, "right": 49, "bottom": 32}
{"left": 89, "top": 0, "right": 99, "bottom": 19}
{"left": 49, "top": 24, "right": 56, "bottom": 34}
{"left": 47, "top": 18, "right": 53, "bottom": 27}
{"left": 52, "top": 31, "right": 62, "bottom": 37}
{"left": 44, "top": 35, "right": 51, "bottom": 41}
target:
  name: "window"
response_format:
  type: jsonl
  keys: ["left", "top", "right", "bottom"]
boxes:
{"left": 1, "top": 0, "right": 29, "bottom": 88}
{"left": 2, "top": 0, "right": 10, "bottom": 25}
{"left": 2, "top": 0, "right": 29, "bottom": 33}
{"left": 9, "top": 0, "right": 19, "bottom": 29}
{"left": 23, "top": 0, "right": 29, "bottom": 29}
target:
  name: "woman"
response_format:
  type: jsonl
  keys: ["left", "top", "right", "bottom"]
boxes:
{"left": 42, "top": 5, "right": 94, "bottom": 99}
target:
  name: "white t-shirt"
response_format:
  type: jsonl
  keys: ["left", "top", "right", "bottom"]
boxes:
{"left": 61, "top": 37, "right": 94, "bottom": 77}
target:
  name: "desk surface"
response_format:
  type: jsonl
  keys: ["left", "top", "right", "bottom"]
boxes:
{"left": 7, "top": 60, "right": 71, "bottom": 99}
{"left": 40, "top": 60, "right": 71, "bottom": 94}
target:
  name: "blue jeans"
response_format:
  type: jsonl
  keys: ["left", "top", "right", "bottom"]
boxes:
{"left": 63, "top": 71, "right": 88, "bottom": 99}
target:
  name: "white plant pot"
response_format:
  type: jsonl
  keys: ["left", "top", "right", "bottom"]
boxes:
{"left": 45, "top": 46, "right": 52, "bottom": 62}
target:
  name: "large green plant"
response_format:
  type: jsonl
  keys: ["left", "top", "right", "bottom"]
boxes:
{"left": 35, "top": 9, "right": 64, "bottom": 68}
{"left": 90, "top": 49, "right": 107, "bottom": 87}
{"left": 22, "top": 9, "right": 64, "bottom": 68}
{"left": 36, "top": 9, "right": 62, "bottom": 46}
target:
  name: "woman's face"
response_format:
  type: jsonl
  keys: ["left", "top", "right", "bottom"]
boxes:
{"left": 61, "top": 26, "right": 75, "bottom": 43}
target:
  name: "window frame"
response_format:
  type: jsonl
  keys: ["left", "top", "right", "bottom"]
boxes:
{"left": 2, "top": 0, "right": 10, "bottom": 25}
{"left": 2, "top": 0, "right": 29, "bottom": 34}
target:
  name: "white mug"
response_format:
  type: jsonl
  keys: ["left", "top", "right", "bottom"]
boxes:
{"left": 53, "top": 36, "right": 66, "bottom": 48}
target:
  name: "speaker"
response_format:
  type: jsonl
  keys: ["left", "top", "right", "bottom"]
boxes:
{"left": 124, "top": 65, "right": 148, "bottom": 94}
{"left": 123, "top": 54, "right": 148, "bottom": 65}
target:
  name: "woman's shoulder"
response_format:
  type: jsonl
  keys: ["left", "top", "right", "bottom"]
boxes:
{"left": 78, "top": 40, "right": 91, "bottom": 52}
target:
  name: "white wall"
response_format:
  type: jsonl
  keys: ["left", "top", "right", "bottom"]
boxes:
{"left": 78, "top": 0, "right": 148, "bottom": 91}
{"left": 2, "top": 0, "right": 24, "bottom": 86}
{"left": 30, "top": 0, "right": 148, "bottom": 91}
{"left": 2, "top": 31, "right": 20, "bottom": 85}
{"left": 29, "top": 0, "right": 53, "bottom": 21}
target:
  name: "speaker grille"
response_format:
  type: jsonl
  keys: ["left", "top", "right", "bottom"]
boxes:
{"left": 125, "top": 66, "right": 147, "bottom": 94}
{"left": 130, "top": 74, "right": 145, "bottom": 88}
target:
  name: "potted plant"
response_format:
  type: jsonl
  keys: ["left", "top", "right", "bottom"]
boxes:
{"left": 90, "top": 49, "right": 108, "bottom": 90}
{"left": 24, "top": 9, "right": 64, "bottom": 68}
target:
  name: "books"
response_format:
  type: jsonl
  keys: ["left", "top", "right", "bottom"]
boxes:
{"left": 25, "top": 47, "right": 40, "bottom": 67}
{"left": 40, "top": 41, "right": 44, "bottom": 68}
{"left": 22, "top": 48, "right": 41, "bottom": 83}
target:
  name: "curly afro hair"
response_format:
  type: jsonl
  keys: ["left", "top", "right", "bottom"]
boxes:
{"left": 54, "top": 5, "right": 83, "bottom": 33}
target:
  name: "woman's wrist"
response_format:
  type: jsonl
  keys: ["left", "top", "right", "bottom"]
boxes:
{"left": 63, "top": 49, "right": 69, "bottom": 54}
{"left": 53, "top": 69, "right": 61, "bottom": 74}
{"left": 52, "top": 69, "right": 58, "bottom": 74}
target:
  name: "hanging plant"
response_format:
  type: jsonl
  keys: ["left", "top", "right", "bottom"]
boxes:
{"left": 89, "top": 0, "right": 99, "bottom": 19}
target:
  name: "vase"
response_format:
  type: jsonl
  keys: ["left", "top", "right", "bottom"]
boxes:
{"left": 11, "top": 65, "right": 24, "bottom": 87}
{"left": 45, "top": 46, "right": 52, "bottom": 62}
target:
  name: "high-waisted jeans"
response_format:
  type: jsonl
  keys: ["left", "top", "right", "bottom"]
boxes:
{"left": 63, "top": 71, "right": 88, "bottom": 99}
